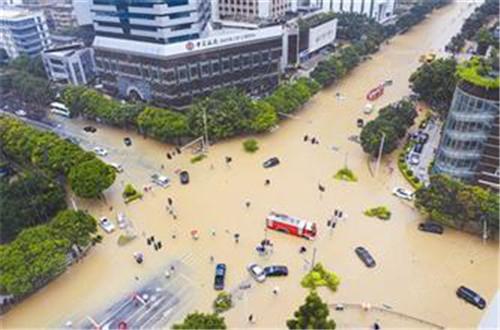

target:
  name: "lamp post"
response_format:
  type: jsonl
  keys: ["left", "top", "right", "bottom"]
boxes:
{"left": 375, "top": 132, "right": 386, "bottom": 177}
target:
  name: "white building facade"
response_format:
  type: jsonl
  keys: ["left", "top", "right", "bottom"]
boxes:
{"left": 310, "top": 0, "right": 395, "bottom": 23}
{"left": 91, "top": 0, "right": 211, "bottom": 44}
{"left": 42, "top": 43, "right": 96, "bottom": 85}
{"left": 217, "top": 0, "right": 291, "bottom": 21}
{"left": 0, "top": 8, "right": 51, "bottom": 60}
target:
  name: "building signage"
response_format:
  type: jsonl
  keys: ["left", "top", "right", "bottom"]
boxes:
{"left": 185, "top": 31, "right": 261, "bottom": 51}
{"left": 308, "top": 18, "right": 337, "bottom": 54}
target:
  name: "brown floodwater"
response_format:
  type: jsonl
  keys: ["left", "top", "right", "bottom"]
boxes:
{"left": 2, "top": 1, "right": 498, "bottom": 329}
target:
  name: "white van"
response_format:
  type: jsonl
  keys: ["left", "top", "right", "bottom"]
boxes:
{"left": 50, "top": 102, "right": 70, "bottom": 117}
{"left": 109, "top": 163, "right": 123, "bottom": 173}
{"left": 151, "top": 174, "right": 170, "bottom": 188}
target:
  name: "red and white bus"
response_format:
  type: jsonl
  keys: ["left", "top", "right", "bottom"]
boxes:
{"left": 266, "top": 212, "right": 317, "bottom": 240}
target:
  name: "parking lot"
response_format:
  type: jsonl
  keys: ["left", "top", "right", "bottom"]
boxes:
{"left": 405, "top": 117, "right": 442, "bottom": 186}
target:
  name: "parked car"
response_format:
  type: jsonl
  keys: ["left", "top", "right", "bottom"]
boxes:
{"left": 83, "top": 126, "right": 97, "bottom": 133}
{"left": 247, "top": 263, "right": 266, "bottom": 282}
{"left": 355, "top": 246, "right": 376, "bottom": 268}
{"left": 264, "top": 265, "right": 289, "bottom": 277}
{"left": 99, "top": 217, "right": 115, "bottom": 233}
{"left": 357, "top": 118, "right": 364, "bottom": 128}
{"left": 109, "top": 163, "right": 124, "bottom": 173}
{"left": 418, "top": 222, "right": 444, "bottom": 234}
{"left": 392, "top": 187, "right": 414, "bottom": 201}
{"left": 123, "top": 137, "right": 132, "bottom": 146}
{"left": 418, "top": 133, "right": 430, "bottom": 144}
{"left": 413, "top": 143, "right": 424, "bottom": 154}
{"left": 15, "top": 109, "right": 27, "bottom": 117}
{"left": 151, "top": 174, "right": 170, "bottom": 188}
{"left": 117, "top": 212, "right": 127, "bottom": 229}
{"left": 179, "top": 170, "right": 190, "bottom": 184}
{"left": 456, "top": 286, "right": 486, "bottom": 309}
{"left": 263, "top": 157, "right": 280, "bottom": 169}
{"left": 93, "top": 147, "right": 108, "bottom": 157}
{"left": 419, "top": 120, "right": 428, "bottom": 129}
{"left": 214, "top": 263, "right": 226, "bottom": 290}
{"left": 408, "top": 153, "right": 420, "bottom": 165}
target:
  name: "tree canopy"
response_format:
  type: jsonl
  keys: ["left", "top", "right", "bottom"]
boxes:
{"left": 415, "top": 175, "right": 499, "bottom": 234}
{"left": 172, "top": 312, "right": 227, "bottom": 329}
{"left": 50, "top": 210, "right": 98, "bottom": 248}
{"left": 68, "top": 159, "right": 116, "bottom": 199}
{"left": 287, "top": 290, "right": 336, "bottom": 329}
{"left": 137, "top": 106, "right": 190, "bottom": 142}
{"left": 409, "top": 58, "right": 457, "bottom": 117}
{"left": 0, "top": 173, "right": 66, "bottom": 243}
{"left": 360, "top": 100, "right": 417, "bottom": 156}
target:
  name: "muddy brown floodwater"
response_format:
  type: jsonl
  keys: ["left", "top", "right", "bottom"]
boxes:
{"left": 2, "top": 1, "right": 498, "bottom": 329}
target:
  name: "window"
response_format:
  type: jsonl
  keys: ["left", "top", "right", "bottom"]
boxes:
{"left": 178, "top": 67, "right": 187, "bottom": 80}
{"left": 212, "top": 61, "right": 220, "bottom": 73}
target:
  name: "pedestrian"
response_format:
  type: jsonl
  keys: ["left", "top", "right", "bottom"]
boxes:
{"left": 234, "top": 233, "right": 240, "bottom": 243}
{"left": 170, "top": 265, "right": 175, "bottom": 273}
{"left": 176, "top": 147, "right": 181, "bottom": 154}
{"left": 318, "top": 184, "right": 325, "bottom": 192}
{"left": 248, "top": 314, "right": 254, "bottom": 323}
{"left": 151, "top": 235, "right": 155, "bottom": 242}
{"left": 311, "top": 137, "right": 316, "bottom": 144}
{"left": 303, "top": 134, "right": 309, "bottom": 142}
{"left": 210, "top": 229, "right": 216, "bottom": 236}
{"left": 299, "top": 246, "right": 307, "bottom": 253}
{"left": 109, "top": 206, "right": 113, "bottom": 211}
{"left": 172, "top": 214, "right": 177, "bottom": 220}
{"left": 210, "top": 255, "right": 214, "bottom": 263}
{"left": 161, "top": 164, "right": 164, "bottom": 170}
{"left": 134, "top": 276, "right": 139, "bottom": 281}
{"left": 168, "top": 197, "right": 173, "bottom": 206}
{"left": 147, "top": 237, "right": 152, "bottom": 245}
{"left": 157, "top": 241, "right": 162, "bottom": 249}
{"left": 272, "top": 286, "right": 280, "bottom": 295}
{"left": 373, "top": 322, "right": 381, "bottom": 330}
{"left": 154, "top": 243, "right": 158, "bottom": 251}
{"left": 265, "top": 179, "right": 270, "bottom": 186}
{"left": 245, "top": 200, "right": 251, "bottom": 208}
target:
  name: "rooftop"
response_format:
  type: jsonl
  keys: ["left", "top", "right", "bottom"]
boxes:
{"left": 457, "top": 57, "right": 500, "bottom": 90}
{"left": 0, "top": 8, "right": 32, "bottom": 19}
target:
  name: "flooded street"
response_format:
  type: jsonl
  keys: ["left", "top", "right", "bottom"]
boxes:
{"left": 2, "top": 1, "right": 498, "bottom": 329}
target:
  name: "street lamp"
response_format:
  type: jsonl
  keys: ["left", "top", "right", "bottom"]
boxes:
{"left": 375, "top": 132, "right": 386, "bottom": 177}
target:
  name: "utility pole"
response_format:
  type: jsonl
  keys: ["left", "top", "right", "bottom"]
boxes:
{"left": 375, "top": 132, "right": 386, "bottom": 177}
{"left": 482, "top": 217, "right": 488, "bottom": 243}
{"left": 344, "top": 152, "right": 349, "bottom": 168}
{"left": 202, "top": 108, "right": 209, "bottom": 152}
{"left": 310, "top": 247, "right": 317, "bottom": 271}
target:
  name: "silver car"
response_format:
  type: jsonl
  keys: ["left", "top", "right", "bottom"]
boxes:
{"left": 247, "top": 263, "right": 266, "bottom": 283}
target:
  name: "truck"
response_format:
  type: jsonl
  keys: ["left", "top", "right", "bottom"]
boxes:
{"left": 266, "top": 212, "right": 317, "bottom": 240}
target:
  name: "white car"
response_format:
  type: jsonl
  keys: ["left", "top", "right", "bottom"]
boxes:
{"left": 109, "top": 162, "right": 123, "bottom": 173}
{"left": 392, "top": 187, "right": 414, "bottom": 201}
{"left": 408, "top": 153, "right": 420, "bottom": 165}
{"left": 93, "top": 147, "right": 108, "bottom": 157}
{"left": 15, "top": 109, "right": 27, "bottom": 117}
{"left": 151, "top": 174, "right": 170, "bottom": 188}
{"left": 99, "top": 217, "right": 115, "bottom": 233}
{"left": 363, "top": 104, "right": 374, "bottom": 114}
{"left": 247, "top": 263, "right": 266, "bottom": 283}
{"left": 116, "top": 212, "right": 127, "bottom": 229}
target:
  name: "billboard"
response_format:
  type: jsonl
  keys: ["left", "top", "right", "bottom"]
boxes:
{"left": 308, "top": 19, "right": 337, "bottom": 54}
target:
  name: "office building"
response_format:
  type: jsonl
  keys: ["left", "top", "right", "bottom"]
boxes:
{"left": 42, "top": 43, "right": 95, "bottom": 85}
{"left": 0, "top": 7, "right": 51, "bottom": 60}
{"left": 434, "top": 58, "right": 499, "bottom": 191}
{"left": 216, "top": 0, "right": 291, "bottom": 21}
{"left": 91, "top": 0, "right": 211, "bottom": 44}
{"left": 50, "top": 2, "right": 78, "bottom": 31}
{"left": 73, "top": 0, "right": 92, "bottom": 26}
{"left": 94, "top": 25, "right": 284, "bottom": 109}
{"left": 310, "top": 0, "right": 395, "bottom": 23}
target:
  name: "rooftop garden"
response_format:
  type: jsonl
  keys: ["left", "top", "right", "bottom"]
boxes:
{"left": 298, "top": 12, "right": 336, "bottom": 30}
{"left": 456, "top": 57, "right": 500, "bottom": 90}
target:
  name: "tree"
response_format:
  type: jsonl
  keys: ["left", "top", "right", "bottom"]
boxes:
{"left": 287, "top": 290, "right": 336, "bottom": 329}
{"left": 415, "top": 175, "right": 499, "bottom": 234}
{"left": 188, "top": 88, "right": 255, "bottom": 140}
{"left": 474, "top": 28, "right": 495, "bottom": 55}
{"left": 50, "top": 210, "right": 98, "bottom": 249}
{"left": 0, "top": 225, "right": 69, "bottom": 296}
{"left": 360, "top": 119, "right": 399, "bottom": 156}
{"left": 68, "top": 159, "right": 116, "bottom": 198}
{"left": 249, "top": 100, "right": 277, "bottom": 133}
{"left": 301, "top": 263, "right": 341, "bottom": 292}
{"left": 172, "top": 312, "right": 227, "bottom": 329}
{"left": 137, "top": 106, "right": 189, "bottom": 142}
{"left": 409, "top": 58, "right": 457, "bottom": 117}
{"left": 0, "top": 173, "right": 67, "bottom": 243}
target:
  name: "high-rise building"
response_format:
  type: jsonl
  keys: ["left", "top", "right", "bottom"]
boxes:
{"left": 50, "top": 2, "right": 78, "bottom": 30}
{"left": 42, "top": 43, "right": 96, "bottom": 85}
{"left": 0, "top": 7, "right": 52, "bottom": 60}
{"left": 309, "top": 0, "right": 395, "bottom": 23}
{"left": 91, "top": 0, "right": 211, "bottom": 44}
{"left": 434, "top": 58, "right": 499, "bottom": 191}
{"left": 216, "top": 0, "right": 291, "bottom": 21}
